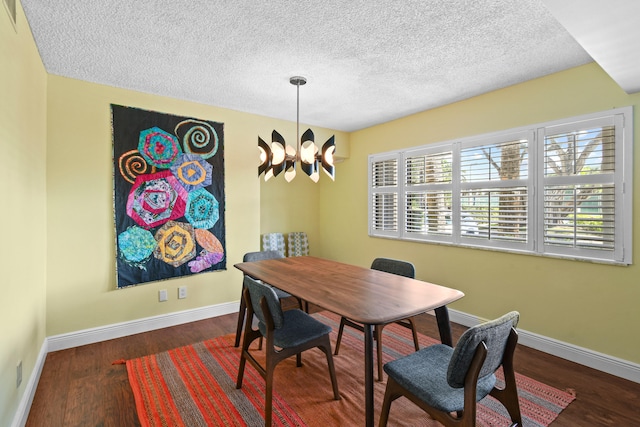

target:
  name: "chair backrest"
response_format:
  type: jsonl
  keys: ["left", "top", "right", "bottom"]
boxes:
{"left": 262, "top": 233, "right": 286, "bottom": 257}
{"left": 447, "top": 311, "right": 519, "bottom": 388}
{"left": 287, "top": 232, "right": 309, "bottom": 257}
{"left": 244, "top": 276, "right": 285, "bottom": 329}
{"left": 371, "top": 258, "right": 415, "bottom": 278}
{"left": 243, "top": 250, "right": 284, "bottom": 262}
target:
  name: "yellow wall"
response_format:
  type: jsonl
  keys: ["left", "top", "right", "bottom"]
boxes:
{"left": 315, "top": 62, "right": 640, "bottom": 363}
{"left": 0, "top": 2, "right": 47, "bottom": 425}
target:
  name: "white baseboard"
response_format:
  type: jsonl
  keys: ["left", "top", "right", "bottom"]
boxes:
{"left": 448, "top": 309, "right": 640, "bottom": 384}
{"left": 11, "top": 340, "right": 48, "bottom": 427}
{"left": 13, "top": 303, "right": 640, "bottom": 427}
{"left": 47, "top": 301, "right": 238, "bottom": 352}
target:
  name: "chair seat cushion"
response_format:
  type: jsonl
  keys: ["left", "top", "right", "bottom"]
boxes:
{"left": 383, "top": 344, "right": 496, "bottom": 412}
{"left": 259, "top": 309, "right": 332, "bottom": 348}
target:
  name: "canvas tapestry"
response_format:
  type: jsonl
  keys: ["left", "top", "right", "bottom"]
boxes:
{"left": 111, "top": 105, "right": 226, "bottom": 288}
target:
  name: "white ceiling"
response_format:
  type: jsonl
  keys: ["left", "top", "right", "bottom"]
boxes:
{"left": 18, "top": 1, "right": 638, "bottom": 132}
{"left": 542, "top": 0, "right": 640, "bottom": 94}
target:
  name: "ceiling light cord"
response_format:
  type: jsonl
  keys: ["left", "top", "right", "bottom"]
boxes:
{"left": 296, "top": 78, "right": 300, "bottom": 160}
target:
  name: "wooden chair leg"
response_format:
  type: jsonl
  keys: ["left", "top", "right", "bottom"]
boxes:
{"left": 236, "top": 352, "right": 247, "bottom": 389}
{"left": 490, "top": 331, "right": 522, "bottom": 425}
{"left": 408, "top": 318, "right": 420, "bottom": 351}
{"left": 264, "top": 368, "right": 274, "bottom": 427}
{"left": 234, "top": 291, "right": 247, "bottom": 347}
{"left": 319, "top": 336, "right": 341, "bottom": 400}
{"left": 236, "top": 288, "right": 261, "bottom": 389}
{"left": 378, "top": 376, "right": 403, "bottom": 427}
{"left": 236, "top": 329, "right": 257, "bottom": 390}
{"left": 236, "top": 327, "right": 262, "bottom": 390}
{"left": 491, "top": 380, "right": 521, "bottom": 425}
{"left": 334, "top": 317, "right": 347, "bottom": 355}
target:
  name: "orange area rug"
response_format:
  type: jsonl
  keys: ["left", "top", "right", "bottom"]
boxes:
{"left": 126, "top": 311, "right": 575, "bottom": 426}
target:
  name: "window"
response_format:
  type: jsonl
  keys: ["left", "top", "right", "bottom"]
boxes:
{"left": 539, "top": 115, "right": 625, "bottom": 261}
{"left": 369, "top": 154, "right": 400, "bottom": 237}
{"left": 458, "top": 131, "right": 533, "bottom": 251}
{"left": 404, "top": 148, "right": 452, "bottom": 241}
{"left": 369, "top": 107, "right": 633, "bottom": 264}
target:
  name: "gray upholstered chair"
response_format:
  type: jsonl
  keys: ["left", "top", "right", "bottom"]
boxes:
{"left": 236, "top": 276, "right": 340, "bottom": 427}
{"left": 287, "top": 231, "right": 309, "bottom": 256}
{"left": 379, "top": 311, "right": 522, "bottom": 427}
{"left": 261, "top": 233, "right": 286, "bottom": 257}
{"left": 334, "top": 257, "right": 419, "bottom": 381}
{"left": 234, "top": 250, "right": 303, "bottom": 347}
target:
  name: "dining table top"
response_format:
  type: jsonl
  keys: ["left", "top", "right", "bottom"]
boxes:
{"left": 234, "top": 255, "right": 464, "bottom": 325}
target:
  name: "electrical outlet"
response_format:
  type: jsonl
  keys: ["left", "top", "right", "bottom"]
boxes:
{"left": 178, "top": 286, "right": 187, "bottom": 299}
{"left": 16, "top": 360, "right": 22, "bottom": 388}
{"left": 159, "top": 289, "right": 168, "bottom": 302}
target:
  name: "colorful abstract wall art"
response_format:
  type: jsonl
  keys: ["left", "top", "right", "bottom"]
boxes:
{"left": 111, "top": 105, "right": 226, "bottom": 288}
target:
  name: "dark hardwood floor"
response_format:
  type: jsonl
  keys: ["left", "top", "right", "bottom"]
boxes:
{"left": 26, "top": 302, "right": 640, "bottom": 426}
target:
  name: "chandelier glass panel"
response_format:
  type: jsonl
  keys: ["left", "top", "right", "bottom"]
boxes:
{"left": 258, "top": 76, "right": 336, "bottom": 182}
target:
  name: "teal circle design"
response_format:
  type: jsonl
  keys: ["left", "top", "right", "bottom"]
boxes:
{"left": 138, "top": 127, "right": 182, "bottom": 168}
{"left": 118, "top": 226, "right": 157, "bottom": 263}
{"left": 185, "top": 188, "right": 219, "bottom": 229}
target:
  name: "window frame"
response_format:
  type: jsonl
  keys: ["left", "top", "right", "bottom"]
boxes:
{"left": 368, "top": 107, "right": 633, "bottom": 265}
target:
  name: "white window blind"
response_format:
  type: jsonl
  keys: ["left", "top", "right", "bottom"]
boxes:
{"left": 404, "top": 150, "right": 453, "bottom": 239}
{"left": 370, "top": 156, "right": 400, "bottom": 236}
{"left": 543, "top": 184, "right": 615, "bottom": 250}
{"left": 368, "top": 107, "right": 632, "bottom": 264}
{"left": 459, "top": 135, "right": 531, "bottom": 247}
{"left": 539, "top": 115, "right": 625, "bottom": 262}
{"left": 460, "top": 187, "right": 528, "bottom": 242}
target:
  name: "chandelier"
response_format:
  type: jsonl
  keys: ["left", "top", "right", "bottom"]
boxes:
{"left": 258, "top": 76, "right": 335, "bottom": 182}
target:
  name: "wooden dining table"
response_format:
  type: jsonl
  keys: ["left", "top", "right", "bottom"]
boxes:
{"left": 234, "top": 256, "right": 464, "bottom": 427}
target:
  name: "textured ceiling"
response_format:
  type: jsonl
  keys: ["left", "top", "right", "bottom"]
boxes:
{"left": 21, "top": 0, "right": 595, "bottom": 132}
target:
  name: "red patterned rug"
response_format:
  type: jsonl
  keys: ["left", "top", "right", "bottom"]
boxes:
{"left": 125, "top": 311, "right": 575, "bottom": 426}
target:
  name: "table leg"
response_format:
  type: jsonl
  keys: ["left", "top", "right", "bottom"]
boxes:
{"left": 363, "top": 323, "right": 374, "bottom": 427}
{"left": 434, "top": 306, "right": 453, "bottom": 347}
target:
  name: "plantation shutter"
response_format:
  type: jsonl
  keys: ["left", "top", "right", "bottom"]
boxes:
{"left": 540, "top": 115, "right": 621, "bottom": 260}
{"left": 458, "top": 133, "right": 532, "bottom": 248}
{"left": 366, "top": 107, "right": 631, "bottom": 264}
{"left": 369, "top": 155, "right": 400, "bottom": 237}
{"left": 404, "top": 150, "right": 453, "bottom": 239}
